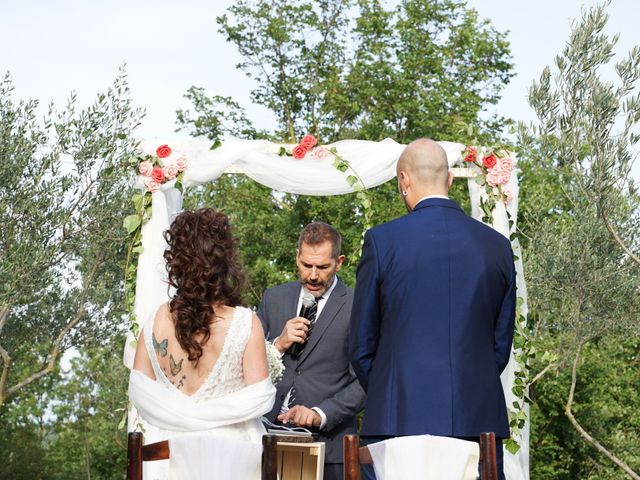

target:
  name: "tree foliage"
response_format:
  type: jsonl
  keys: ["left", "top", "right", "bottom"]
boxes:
{"left": 210, "top": 0, "right": 513, "bottom": 144}
{"left": 0, "top": 68, "right": 143, "bottom": 409}
{"left": 518, "top": 4, "right": 640, "bottom": 478}
{"left": 529, "top": 336, "right": 640, "bottom": 480}
{"left": 178, "top": 0, "right": 513, "bottom": 300}
{"left": 0, "top": 339, "right": 129, "bottom": 479}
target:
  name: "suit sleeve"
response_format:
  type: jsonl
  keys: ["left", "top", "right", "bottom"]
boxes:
{"left": 494, "top": 248, "right": 516, "bottom": 374}
{"left": 256, "top": 289, "right": 273, "bottom": 341}
{"left": 316, "top": 364, "right": 366, "bottom": 432}
{"left": 349, "top": 229, "right": 381, "bottom": 392}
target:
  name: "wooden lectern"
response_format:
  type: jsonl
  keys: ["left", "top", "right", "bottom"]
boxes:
{"left": 271, "top": 434, "right": 326, "bottom": 480}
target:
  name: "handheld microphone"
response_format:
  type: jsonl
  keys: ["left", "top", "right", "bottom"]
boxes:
{"left": 289, "top": 292, "right": 316, "bottom": 359}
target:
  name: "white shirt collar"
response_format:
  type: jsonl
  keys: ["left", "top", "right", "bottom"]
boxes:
{"left": 416, "top": 194, "right": 449, "bottom": 204}
{"left": 321, "top": 275, "right": 338, "bottom": 300}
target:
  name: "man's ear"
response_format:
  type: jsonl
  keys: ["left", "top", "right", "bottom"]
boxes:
{"left": 447, "top": 170, "right": 454, "bottom": 190}
{"left": 398, "top": 170, "right": 411, "bottom": 191}
{"left": 335, "top": 254, "right": 346, "bottom": 271}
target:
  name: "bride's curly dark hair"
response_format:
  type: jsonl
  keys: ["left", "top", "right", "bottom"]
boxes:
{"left": 163, "top": 208, "right": 246, "bottom": 366}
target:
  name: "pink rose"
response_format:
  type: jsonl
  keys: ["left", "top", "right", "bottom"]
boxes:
{"left": 163, "top": 162, "right": 178, "bottom": 180}
{"left": 143, "top": 177, "right": 161, "bottom": 193}
{"left": 499, "top": 157, "right": 513, "bottom": 175}
{"left": 151, "top": 166, "right": 165, "bottom": 183}
{"left": 138, "top": 160, "right": 153, "bottom": 176}
{"left": 175, "top": 156, "right": 187, "bottom": 172}
{"left": 483, "top": 153, "right": 497, "bottom": 169}
{"left": 486, "top": 170, "right": 502, "bottom": 187}
{"left": 300, "top": 135, "right": 317, "bottom": 149}
{"left": 487, "top": 167, "right": 510, "bottom": 186}
{"left": 156, "top": 144, "right": 172, "bottom": 158}
{"left": 485, "top": 156, "right": 512, "bottom": 187}
{"left": 312, "top": 147, "right": 329, "bottom": 159}
{"left": 502, "top": 187, "right": 514, "bottom": 204}
{"left": 292, "top": 144, "right": 308, "bottom": 159}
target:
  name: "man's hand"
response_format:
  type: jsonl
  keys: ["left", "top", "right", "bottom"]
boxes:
{"left": 274, "top": 317, "right": 310, "bottom": 353}
{"left": 277, "top": 405, "right": 321, "bottom": 427}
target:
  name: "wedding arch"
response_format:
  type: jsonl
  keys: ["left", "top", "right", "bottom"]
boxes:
{"left": 123, "top": 137, "right": 530, "bottom": 480}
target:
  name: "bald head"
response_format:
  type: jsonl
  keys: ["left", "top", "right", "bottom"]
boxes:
{"left": 396, "top": 139, "right": 452, "bottom": 211}
{"left": 397, "top": 139, "right": 449, "bottom": 190}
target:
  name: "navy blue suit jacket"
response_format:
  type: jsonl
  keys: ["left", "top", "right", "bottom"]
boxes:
{"left": 349, "top": 197, "right": 515, "bottom": 438}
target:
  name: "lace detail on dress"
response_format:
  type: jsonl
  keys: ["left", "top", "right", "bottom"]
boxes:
{"left": 143, "top": 306, "right": 253, "bottom": 403}
{"left": 193, "top": 307, "right": 252, "bottom": 402}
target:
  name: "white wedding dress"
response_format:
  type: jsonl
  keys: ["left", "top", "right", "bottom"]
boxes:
{"left": 129, "top": 306, "right": 276, "bottom": 480}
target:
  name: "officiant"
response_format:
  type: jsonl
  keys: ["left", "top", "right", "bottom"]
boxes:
{"left": 257, "top": 221, "right": 366, "bottom": 480}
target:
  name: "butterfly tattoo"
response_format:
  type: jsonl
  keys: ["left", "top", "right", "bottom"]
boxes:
{"left": 170, "top": 353, "right": 184, "bottom": 376}
{"left": 152, "top": 332, "right": 168, "bottom": 357}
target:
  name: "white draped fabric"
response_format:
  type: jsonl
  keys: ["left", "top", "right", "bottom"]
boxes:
{"left": 468, "top": 163, "right": 530, "bottom": 480}
{"left": 169, "top": 435, "right": 263, "bottom": 480}
{"left": 367, "top": 435, "right": 480, "bottom": 480}
{"left": 129, "top": 372, "right": 275, "bottom": 479}
{"left": 126, "top": 137, "right": 529, "bottom": 480}
{"left": 136, "top": 138, "right": 467, "bottom": 194}
{"left": 129, "top": 372, "right": 275, "bottom": 432}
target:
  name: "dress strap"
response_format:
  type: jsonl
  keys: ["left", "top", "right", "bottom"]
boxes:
{"left": 233, "top": 306, "right": 253, "bottom": 351}
{"left": 213, "top": 307, "right": 253, "bottom": 366}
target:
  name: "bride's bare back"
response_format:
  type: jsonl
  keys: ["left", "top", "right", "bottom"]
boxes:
{"left": 152, "top": 303, "right": 236, "bottom": 395}
{"left": 133, "top": 303, "right": 269, "bottom": 401}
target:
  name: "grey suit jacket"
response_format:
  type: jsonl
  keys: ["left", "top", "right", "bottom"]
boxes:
{"left": 257, "top": 279, "right": 366, "bottom": 464}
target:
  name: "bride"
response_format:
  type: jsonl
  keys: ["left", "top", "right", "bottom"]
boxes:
{"left": 129, "top": 208, "right": 276, "bottom": 479}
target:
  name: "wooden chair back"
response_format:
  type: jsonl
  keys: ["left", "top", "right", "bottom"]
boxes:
{"left": 343, "top": 434, "right": 372, "bottom": 480}
{"left": 343, "top": 432, "right": 498, "bottom": 480}
{"left": 126, "top": 432, "right": 169, "bottom": 480}
{"left": 126, "top": 432, "right": 279, "bottom": 480}
{"left": 478, "top": 432, "right": 498, "bottom": 480}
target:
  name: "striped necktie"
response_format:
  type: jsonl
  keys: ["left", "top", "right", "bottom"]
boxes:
{"left": 285, "top": 295, "right": 322, "bottom": 410}
{"left": 291, "top": 295, "right": 320, "bottom": 359}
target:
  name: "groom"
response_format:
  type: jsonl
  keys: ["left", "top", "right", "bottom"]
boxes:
{"left": 258, "top": 222, "right": 366, "bottom": 480}
{"left": 349, "top": 139, "right": 516, "bottom": 479}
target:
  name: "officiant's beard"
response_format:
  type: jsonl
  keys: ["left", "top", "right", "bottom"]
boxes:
{"left": 300, "top": 272, "right": 335, "bottom": 298}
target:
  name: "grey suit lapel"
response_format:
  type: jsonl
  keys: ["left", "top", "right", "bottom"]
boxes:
{"left": 297, "top": 280, "right": 347, "bottom": 365}
{"left": 284, "top": 282, "right": 301, "bottom": 324}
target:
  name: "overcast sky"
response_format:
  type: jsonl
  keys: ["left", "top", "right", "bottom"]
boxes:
{"left": 1, "top": 0, "right": 639, "bottom": 179}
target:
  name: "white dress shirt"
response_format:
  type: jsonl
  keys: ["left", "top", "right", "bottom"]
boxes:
{"left": 279, "top": 276, "right": 339, "bottom": 429}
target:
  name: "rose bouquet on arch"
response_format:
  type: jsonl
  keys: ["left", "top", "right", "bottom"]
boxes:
{"left": 124, "top": 143, "right": 189, "bottom": 330}
{"left": 278, "top": 134, "right": 332, "bottom": 160}
{"left": 462, "top": 146, "right": 514, "bottom": 205}
{"left": 137, "top": 144, "right": 188, "bottom": 193}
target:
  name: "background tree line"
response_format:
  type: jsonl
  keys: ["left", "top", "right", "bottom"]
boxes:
{"left": 0, "top": 1, "right": 638, "bottom": 478}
